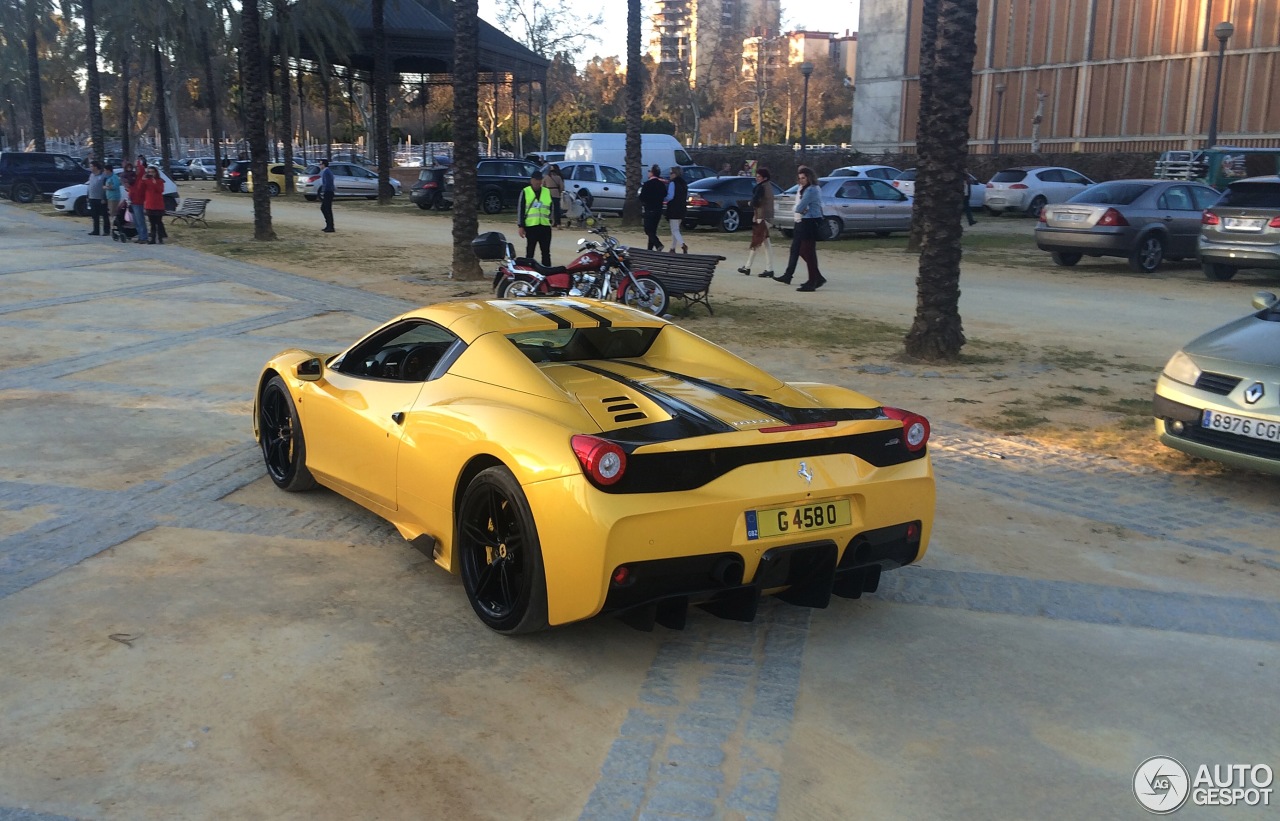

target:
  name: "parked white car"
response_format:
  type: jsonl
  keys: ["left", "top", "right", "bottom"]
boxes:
{"left": 983, "top": 166, "right": 1093, "bottom": 217}
{"left": 555, "top": 161, "right": 629, "bottom": 213}
{"left": 892, "top": 168, "right": 985, "bottom": 208}
{"left": 827, "top": 164, "right": 901, "bottom": 181}
{"left": 52, "top": 170, "right": 179, "bottom": 216}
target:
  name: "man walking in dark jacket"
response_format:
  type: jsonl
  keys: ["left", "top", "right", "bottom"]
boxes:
{"left": 318, "top": 159, "right": 336, "bottom": 232}
{"left": 639, "top": 165, "right": 667, "bottom": 251}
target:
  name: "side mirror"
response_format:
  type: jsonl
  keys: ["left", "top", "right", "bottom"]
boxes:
{"left": 296, "top": 357, "right": 323, "bottom": 382}
{"left": 1252, "top": 291, "right": 1279, "bottom": 311}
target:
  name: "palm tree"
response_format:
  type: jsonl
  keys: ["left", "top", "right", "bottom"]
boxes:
{"left": 80, "top": 0, "right": 105, "bottom": 163}
{"left": 903, "top": 0, "right": 979, "bottom": 362}
{"left": 621, "top": 0, "right": 642, "bottom": 226}
{"left": 24, "top": 0, "right": 49, "bottom": 151}
{"left": 371, "top": 0, "right": 392, "bottom": 203}
{"left": 451, "top": 0, "right": 483, "bottom": 280}
{"left": 241, "top": 0, "right": 275, "bottom": 240}
{"left": 178, "top": 0, "right": 234, "bottom": 185}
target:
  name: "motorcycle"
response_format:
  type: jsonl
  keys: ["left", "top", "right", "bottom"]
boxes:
{"left": 490, "top": 217, "right": 670, "bottom": 316}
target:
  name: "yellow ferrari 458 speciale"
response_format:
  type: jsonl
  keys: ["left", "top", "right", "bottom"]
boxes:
{"left": 254, "top": 298, "right": 935, "bottom": 634}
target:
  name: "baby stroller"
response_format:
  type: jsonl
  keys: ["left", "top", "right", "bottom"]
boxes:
{"left": 111, "top": 203, "right": 137, "bottom": 243}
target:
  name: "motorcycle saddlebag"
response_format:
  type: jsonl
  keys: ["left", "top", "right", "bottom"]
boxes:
{"left": 471, "top": 231, "right": 509, "bottom": 260}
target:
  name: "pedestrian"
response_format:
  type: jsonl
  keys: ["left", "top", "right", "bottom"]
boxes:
{"left": 665, "top": 165, "right": 688, "bottom": 254}
{"left": 138, "top": 166, "right": 168, "bottom": 244}
{"left": 719, "top": 162, "right": 733, "bottom": 177}
{"left": 962, "top": 173, "right": 977, "bottom": 226}
{"left": 545, "top": 164, "right": 565, "bottom": 227}
{"left": 103, "top": 163, "right": 122, "bottom": 233}
{"left": 134, "top": 154, "right": 147, "bottom": 180}
{"left": 775, "top": 165, "right": 825, "bottom": 291}
{"left": 737, "top": 166, "right": 775, "bottom": 278}
{"left": 85, "top": 161, "right": 109, "bottom": 236}
{"left": 125, "top": 168, "right": 149, "bottom": 244}
{"left": 639, "top": 164, "right": 667, "bottom": 251}
{"left": 318, "top": 159, "right": 336, "bottom": 232}
{"left": 517, "top": 169, "right": 554, "bottom": 266}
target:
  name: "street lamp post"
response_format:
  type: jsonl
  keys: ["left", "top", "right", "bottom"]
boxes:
{"left": 1205, "top": 21, "right": 1235, "bottom": 148}
{"left": 799, "top": 61, "right": 814, "bottom": 158}
{"left": 992, "top": 82, "right": 1007, "bottom": 155}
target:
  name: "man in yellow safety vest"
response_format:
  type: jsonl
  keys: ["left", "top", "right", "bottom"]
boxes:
{"left": 517, "top": 170, "right": 554, "bottom": 266}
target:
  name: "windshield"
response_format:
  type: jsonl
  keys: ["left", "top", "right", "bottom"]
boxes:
{"left": 1068, "top": 182, "right": 1151, "bottom": 205}
{"left": 507, "top": 326, "right": 661, "bottom": 363}
{"left": 1218, "top": 182, "right": 1280, "bottom": 208}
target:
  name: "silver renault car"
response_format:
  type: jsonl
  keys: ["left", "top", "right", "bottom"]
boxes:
{"left": 1154, "top": 290, "right": 1280, "bottom": 474}
{"left": 1198, "top": 176, "right": 1280, "bottom": 281}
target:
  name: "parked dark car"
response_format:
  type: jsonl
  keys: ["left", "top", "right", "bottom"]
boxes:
{"left": 222, "top": 160, "right": 252, "bottom": 192}
{"left": 0, "top": 151, "right": 87, "bottom": 202}
{"left": 151, "top": 157, "right": 190, "bottom": 181}
{"left": 1036, "top": 179, "right": 1221, "bottom": 273}
{"left": 442, "top": 158, "right": 541, "bottom": 214}
{"left": 679, "top": 165, "right": 717, "bottom": 183}
{"left": 410, "top": 166, "right": 450, "bottom": 210}
{"left": 681, "top": 176, "right": 783, "bottom": 233}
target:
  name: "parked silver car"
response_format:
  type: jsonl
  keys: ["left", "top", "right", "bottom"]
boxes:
{"left": 1035, "top": 179, "right": 1221, "bottom": 272}
{"left": 301, "top": 162, "right": 401, "bottom": 200}
{"left": 984, "top": 166, "right": 1093, "bottom": 217}
{"left": 827, "top": 164, "right": 900, "bottom": 180}
{"left": 187, "top": 157, "right": 217, "bottom": 180}
{"left": 775, "top": 177, "right": 913, "bottom": 240}
{"left": 556, "top": 161, "right": 628, "bottom": 213}
{"left": 1198, "top": 176, "right": 1280, "bottom": 281}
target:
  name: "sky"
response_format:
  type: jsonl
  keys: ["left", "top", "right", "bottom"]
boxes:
{"left": 475, "top": 0, "right": 862, "bottom": 62}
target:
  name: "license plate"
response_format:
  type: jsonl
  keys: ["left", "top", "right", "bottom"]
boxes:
{"left": 1223, "top": 217, "right": 1264, "bottom": 231}
{"left": 1057, "top": 213, "right": 1085, "bottom": 222}
{"left": 746, "top": 499, "right": 852, "bottom": 540}
{"left": 1201, "top": 409, "right": 1280, "bottom": 443}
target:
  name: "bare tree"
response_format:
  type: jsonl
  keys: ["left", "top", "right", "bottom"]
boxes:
{"left": 497, "top": 0, "right": 601, "bottom": 61}
{"left": 903, "top": 0, "right": 979, "bottom": 362}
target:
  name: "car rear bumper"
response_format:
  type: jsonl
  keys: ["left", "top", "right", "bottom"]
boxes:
{"left": 984, "top": 193, "right": 1028, "bottom": 211}
{"left": 682, "top": 207, "right": 726, "bottom": 228}
{"left": 1034, "top": 226, "right": 1134, "bottom": 254}
{"left": 1198, "top": 238, "right": 1280, "bottom": 269}
{"left": 524, "top": 451, "right": 936, "bottom": 626}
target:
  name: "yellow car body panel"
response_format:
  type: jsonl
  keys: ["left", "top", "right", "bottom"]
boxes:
{"left": 245, "top": 164, "right": 307, "bottom": 194}
{"left": 255, "top": 299, "right": 937, "bottom": 631}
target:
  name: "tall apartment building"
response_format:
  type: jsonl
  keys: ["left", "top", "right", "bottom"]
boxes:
{"left": 853, "top": 0, "right": 1280, "bottom": 153}
{"left": 650, "top": 0, "right": 782, "bottom": 86}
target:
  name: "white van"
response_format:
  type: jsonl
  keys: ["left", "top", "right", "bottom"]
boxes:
{"left": 564, "top": 133, "right": 693, "bottom": 173}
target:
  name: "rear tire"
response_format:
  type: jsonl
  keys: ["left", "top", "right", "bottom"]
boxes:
{"left": 823, "top": 216, "right": 842, "bottom": 240}
{"left": 11, "top": 182, "right": 37, "bottom": 203}
{"left": 482, "top": 190, "right": 504, "bottom": 214}
{"left": 497, "top": 277, "right": 539, "bottom": 299}
{"left": 1128, "top": 235, "right": 1164, "bottom": 273}
{"left": 720, "top": 207, "right": 742, "bottom": 232}
{"left": 1202, "top": 262, "right": 1238, "bottom": 281}
{"left": 267, "top": 182, "right": 281, "bottom": 197}
{"left": 1026, "top": 196, "right": 1047, "bottom": 218}
{"left": 1051, "top": 251, "right": 1082, "bottom": 266}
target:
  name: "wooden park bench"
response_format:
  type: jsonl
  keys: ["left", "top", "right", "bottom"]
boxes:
{"left": 627, "top": 248, "right": 725, "bottom": 315}
{"left": 166, "top": 198, "right": 211, "bottom": 228}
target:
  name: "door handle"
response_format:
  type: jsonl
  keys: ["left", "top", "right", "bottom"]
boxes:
{"left": 391, "top": 411, "right": 405, "bottom": 425}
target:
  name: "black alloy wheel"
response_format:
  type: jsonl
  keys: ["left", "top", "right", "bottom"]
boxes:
{"left": 258, "top": 375, "right": 316, "bottom": 492}
{"left": 457, "top": 467, "right": 548, "bottom": 634}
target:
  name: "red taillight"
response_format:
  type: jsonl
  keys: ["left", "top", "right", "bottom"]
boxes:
{"left": 1202, "top": 211, "right": 1220, "bottom": 226}
{"left": 881, "top": 407, "right": 931, "bottom": 452}
{"left": 1096, "top": 207, "right": 1129, "bottom": 227}
{"left": 1038, "top": 210, "right": 1047, "bottom": 223}
{"left": 985, "top": 182, "right": 994, "bottom": 188}
{"left": 1270, "top": 216, "right": 1280, "bottom": 228}
{"left": 611, "top": 566, "right": 633, "bottom": 586}
{"left": 423, "top": 181, "right": 438, "bottom": 189}
{"left": 892, "top": 181, "right": 901, "bottom": 187}
{"left": 1009, "top": 183, "right": 1029, "bottom": 189}
{"left": 687, "top": 196, "right": 711, "bottom": 207}
{"left": 571, "top": 435, "right": 627, "bottom": 486}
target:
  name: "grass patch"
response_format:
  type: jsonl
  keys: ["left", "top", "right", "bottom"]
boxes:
{"left": 705, "top": 300, "right": 905, "bottom": 351}
{"left": 1098, "top": 397, "right": 1152, "bottom": 416}
{"left": 974, "top": 407, "right": 1052, "bottom": 433}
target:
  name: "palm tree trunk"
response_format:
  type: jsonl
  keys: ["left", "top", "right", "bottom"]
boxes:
{"left": 903, "top": 0, "right": 979, "bottom": 362}
{"left": 153, "top": 45, "right": 172, "bottom": 169}
{"left": 201, "top": 36, "right": 223, "bottom": 185}
{"left": 241, "top": 0, "right": 276, "bottom": 240}
{"left": 296, "top": 66, "right": 307, "bottom": 163}
{"left": 276, "top": 2, "right": 296, "bottom": 194}
{"left": 26, "top": 0, "right": 45, "bottom": 151}
{"left": 450, "top": 0, "right": 482, "bottom": 280}
{"left": 84, "top": 0, "right": 105, "bottom": 163}
{"left": 621, "top": 0, "right": 642, "bottom": 226}
{"left": 372, "top": 0, "right": 392, "bottom": 204}
{"left": 119, "top": 54, "right": 131, "bottom": 160}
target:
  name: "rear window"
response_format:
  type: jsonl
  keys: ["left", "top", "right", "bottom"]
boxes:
{"left": 508, "top": 327, "right": 661, "bottom": 363}
{"left": 896, "top": 169, "right": 918, "bottom": 181}
{"left": 1218, "top": 182, "right": 1280, "bottom": 209}
{"left": 991, "top": 170, "right": 1028, "bottom": 183}
{"left": 1068, "top": 182, "right": 1151, "bottom": 205}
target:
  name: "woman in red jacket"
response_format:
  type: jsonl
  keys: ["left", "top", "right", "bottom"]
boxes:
{"left": 138, "top": 166, "right": 168, "bottom": 244}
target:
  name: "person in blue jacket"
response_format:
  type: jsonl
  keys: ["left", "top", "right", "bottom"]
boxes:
{"left": 774, "top": 165, "right": 826, "bottom": 291}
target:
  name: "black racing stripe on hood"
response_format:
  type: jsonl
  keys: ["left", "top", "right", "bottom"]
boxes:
{"left": 512, "top": 301, "right": 571, "bottom": 328}
{"left": 571, "top": 362, "right": 735, "bottom": 436}
{"left": 612, "top": 361, "right": 882, "bottom": 425}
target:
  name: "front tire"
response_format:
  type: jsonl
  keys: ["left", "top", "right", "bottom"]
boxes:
{"left": 720, "top": 207, "right": 742, "bottom": 232}
{"left": 267, "top": 182, "right": 281, "bottom": 197}
{"left": 258, "top": 376, "right": 316, "bottom": 492}
{"left": 1128, "top": 235, "right": 1164, "bottom": 273}
{"left": 823, "top": 216, "right": 842, "bottom": 240}
{"left": 482, "top": 190, "right": 504, "bottom": 214}
{"left": 622, "top": 276, "right": 669, "bottom": 316}
{"left": 1051, "top": 251, "right": 1082, "bottom": 266}
{"left": 1026, "top": 196, "right": 1047, "bottom": 218}
{"left": 73, "top": 197, "right": 89, "bottom": 217}
{"left": 1202, "top": 262, "right": 1238, "bottom": 281}
{"left": 457, "top": 467, "right": 548, "bottom": 634}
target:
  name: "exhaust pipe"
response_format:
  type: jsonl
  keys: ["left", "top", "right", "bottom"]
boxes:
{"left": 710, "top": 556, "right": 745, "bottom": 587}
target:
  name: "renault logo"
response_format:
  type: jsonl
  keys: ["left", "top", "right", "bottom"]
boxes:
{"left": 1244, "top": 382, "right": 1265, "bottom": 405}
{"left": 797, "top": 462, "right": 812, "bottom": 486}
